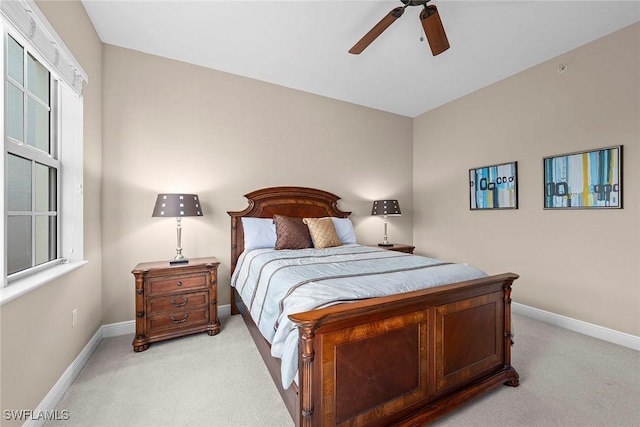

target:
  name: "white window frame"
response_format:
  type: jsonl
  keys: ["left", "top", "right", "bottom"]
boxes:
{"left": 0, "top": 0, "right": 87, "bottom": 305}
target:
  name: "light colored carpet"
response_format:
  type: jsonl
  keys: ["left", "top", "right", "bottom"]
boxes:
{"left": 432, "top": 314, "right": 640, "bottom": 427}
{"left": 48, "top": 314, "right": 639, "bottom": 427}
{"left": 47, "top": 314, "right": 292, "bottom": 427}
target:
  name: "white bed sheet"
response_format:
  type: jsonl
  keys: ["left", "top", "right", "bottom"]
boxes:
{"left": 230, "top": 244, "right": 487, "bottom": 389}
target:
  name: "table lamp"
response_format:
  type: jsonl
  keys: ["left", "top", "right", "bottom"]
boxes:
{"left": 371, "top": 199, "right": 401, "bottom": 247}
{"left": 152, "top": 193, "right": 203, "bottom": 264}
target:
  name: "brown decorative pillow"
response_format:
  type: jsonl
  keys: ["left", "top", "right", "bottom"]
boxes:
{"left": 303, "top": 217, "right": 342, "bottom": 249}
{"left": 273, "top": 215, "right": 312, "bottom": 250}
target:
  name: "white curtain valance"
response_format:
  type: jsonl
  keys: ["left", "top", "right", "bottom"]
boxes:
{"left": 0, "top": 0, "right": 88, "bottom": 94}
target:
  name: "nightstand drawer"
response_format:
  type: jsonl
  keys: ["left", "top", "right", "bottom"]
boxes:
{"left": 147, "top": 291, "right": 208, "bottom": 313}
{"left": 147, "top": 308, "right": 209, "bottom": 333}
{"left": 147, "top": 274, "right": 207, "bottom": 295}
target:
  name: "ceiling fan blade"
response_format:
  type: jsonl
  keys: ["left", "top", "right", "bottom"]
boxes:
{"left": 420, "top": 5, "right": 450, "bottom": 56}
{"left": 349, "top": 6, "right": 406, "bottom": 55}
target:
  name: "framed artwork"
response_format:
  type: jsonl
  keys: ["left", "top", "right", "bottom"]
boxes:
{"left": 469, "top": 161, "right": 518, "bottom": 210}
{"left": 544, "top": 146, "right": 622, "bottom": 209}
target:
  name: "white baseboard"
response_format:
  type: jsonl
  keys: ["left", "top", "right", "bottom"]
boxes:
{"left": 24, "top": 326, "right": 103, "bottom": 427}
{"left": 512, "top": 302, "right": 640, "bottom": 351}
{"left": 25, "top": 304, "right": 232, "bottom": 425}
{"left": 102, "top": 319, "right": 135, "bottom": 338}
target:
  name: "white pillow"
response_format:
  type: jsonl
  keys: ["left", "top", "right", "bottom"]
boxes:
{"left": 241, "top": 217, "right": 276, "bottom": 250}
{"left": 329, "top": 217, "right": 357, "bottom": 245}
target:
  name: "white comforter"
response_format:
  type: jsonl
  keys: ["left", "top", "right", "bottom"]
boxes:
{"left": 230, "top": 244, "right": 487, "bottom": 388}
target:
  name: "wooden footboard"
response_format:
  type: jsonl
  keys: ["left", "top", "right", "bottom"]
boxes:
{"left": 289, "top": 272, "right": 519, "bottom": 427}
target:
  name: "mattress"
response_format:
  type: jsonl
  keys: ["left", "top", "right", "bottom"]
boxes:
{"left": 231, "top": 244, "right": 487, "bottom": 388}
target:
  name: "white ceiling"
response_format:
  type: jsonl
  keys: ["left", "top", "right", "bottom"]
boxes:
{"left": 80, "top": 1, "right": 640, "bottom": 118}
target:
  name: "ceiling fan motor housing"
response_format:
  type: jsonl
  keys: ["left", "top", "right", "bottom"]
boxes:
{"left": 401, "top": 0, "right": 431, "bottom": 6}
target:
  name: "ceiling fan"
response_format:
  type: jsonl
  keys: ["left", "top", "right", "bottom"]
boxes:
{"left": 349, "top": 0, "right": 450, "bottom": 56}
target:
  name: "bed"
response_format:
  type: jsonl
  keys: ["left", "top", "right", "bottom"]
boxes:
{"left": 228, "top": 186, "right": 519, "bottom": 426}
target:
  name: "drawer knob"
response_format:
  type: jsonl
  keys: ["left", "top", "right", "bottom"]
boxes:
{"left": 170, "top": 314, "right": 188, "bottom": 324}
{"left": 170, "top": 297, "right": 188, "bottom": 307}
{"left": 176, "top": 281, "right": 183, "bottom": 287}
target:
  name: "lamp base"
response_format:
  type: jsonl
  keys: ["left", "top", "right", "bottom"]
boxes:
{"left": 170, "top": 259, "right": 189, "bottom": 265}
{"left": 378, "top": 243, "right": 394, "bottom": 247}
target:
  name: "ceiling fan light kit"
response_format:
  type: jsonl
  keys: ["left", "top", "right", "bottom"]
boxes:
{"left": 349, "top": 0, "right": 450, "bottom": 57}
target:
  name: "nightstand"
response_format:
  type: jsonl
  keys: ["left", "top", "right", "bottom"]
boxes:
{"left": 132, "top": 257, "right": 220, "bottom": 352}
{"left": 372, "top": 244, "right": 415, "bottom": 254}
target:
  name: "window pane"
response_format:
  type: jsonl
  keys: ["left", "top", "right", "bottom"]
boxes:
{"left": 7, "top": 83, "right": 24, "bottom": 141}
{"left": 35, "top": 216, "right": 56, "bottom": 265}
{"left": 8, "top": 215, "right": 32, "bottom": 275}
{"left": 27, "top": 53, "right": 49, "bottom": 103}
{"left": 27, "top": 97, "right": 50, "bottom": 153}
{"left": 35, "top": 163, "right": 56, "bottom": 211}
{"left": 8, "top": 36, "right": 24, "bottom": 85}
{"left": 8, "top": 154, "right": 32, "bottom": 211}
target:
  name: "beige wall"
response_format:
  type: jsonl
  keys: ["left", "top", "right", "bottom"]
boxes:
{"left": 413, "top": 23, "right": 639, "bottom": 336}
{"left": 0, "top": 1, "right": 103, "bottom": 423}
{"left": 101, "top": 45, "right": 414, "bottom": 324}
{"left": 2, "top": 1, "right": 637, "bottom": 421}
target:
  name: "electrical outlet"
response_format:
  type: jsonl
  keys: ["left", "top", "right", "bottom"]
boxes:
{"left": 72, "top": 309, "right": 78, "bottom": 328}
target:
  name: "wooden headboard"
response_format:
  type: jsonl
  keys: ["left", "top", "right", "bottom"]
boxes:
{"left": 227, "top": 186, "right": 351, "bottom": 274}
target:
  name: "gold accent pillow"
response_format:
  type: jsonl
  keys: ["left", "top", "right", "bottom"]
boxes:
{"left": 303, "top": 217, "right": 342, "bottom": 249}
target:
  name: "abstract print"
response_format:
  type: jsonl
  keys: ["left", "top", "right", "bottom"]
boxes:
{"left": 544, "top": 146, "right": 622, "bottom": 208}
{"left": 469, "top": 162, "right": 518, "bottom": 209}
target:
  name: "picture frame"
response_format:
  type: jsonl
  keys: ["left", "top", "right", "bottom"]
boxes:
{"left": 469, "top": 161, "right": 518, "bottom": 210}
{"left": 543, "top": 145, "right": 622, "bottom": 209}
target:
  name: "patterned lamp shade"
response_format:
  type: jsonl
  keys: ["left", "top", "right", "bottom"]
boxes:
{"left": 152, "top": 194, "right": 203, "bottom": 217}
{"left": 371, "top": 199, "right": 402, "bottom": 216}
{"left": 152, "top": 193, "right": 203, "bottom": 264}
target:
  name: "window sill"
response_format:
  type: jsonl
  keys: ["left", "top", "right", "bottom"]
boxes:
{"left": 0, "top": 260, "right": 88, "bottom": 306}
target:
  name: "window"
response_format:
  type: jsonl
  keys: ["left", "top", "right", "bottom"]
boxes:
{"left": 1, "top": 0, "right": 88, "bottom": 303}
{"left": 6, "top": 35, "right": 59, "bottom": 277}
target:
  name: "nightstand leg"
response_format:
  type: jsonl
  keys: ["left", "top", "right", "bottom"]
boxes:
{"left": 207, "top": 319, "right": 221, "bottom": 336}
{"left": 132, "top": 336, "right": 150, "bottom": 352}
